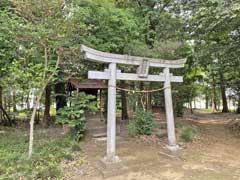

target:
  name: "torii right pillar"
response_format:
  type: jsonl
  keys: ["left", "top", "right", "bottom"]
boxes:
{"left": 163, "top": 68, "right": 179, "bottom": 151}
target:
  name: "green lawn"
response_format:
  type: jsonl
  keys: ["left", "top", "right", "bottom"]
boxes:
{"left": 0, "top": 126, "right": 81, "bottom": 180}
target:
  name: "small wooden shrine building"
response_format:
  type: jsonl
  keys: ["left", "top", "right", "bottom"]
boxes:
{"left": 67, "top": 78, "right": 107, "bottom": 118}
{"left": 67, "top": 78, "right": 107, "bottom": 95}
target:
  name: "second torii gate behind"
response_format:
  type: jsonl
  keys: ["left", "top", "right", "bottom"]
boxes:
{"left": 81, "top": 45, "right": 186, "bottom": 163}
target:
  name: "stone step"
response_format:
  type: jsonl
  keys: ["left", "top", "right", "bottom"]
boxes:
{"left": 93, "top": 132, "right": 107, "bottom": 138}
{"left": 154, "top": 121, "right": 167, "bottom": 124}
{"left": 87, "top": 128, "right": 107, "bottom": 136}
{"left": 87, "top": 126, "right": 107, "bottom": 131}
{"left": 93, "top": 135, "right": 122, "bottom": 143}
{"left": 88, "top": 125, "right": 121, "bottom": 134}
{"left": 93, "top": 137, "right": 107, "bottom": 142}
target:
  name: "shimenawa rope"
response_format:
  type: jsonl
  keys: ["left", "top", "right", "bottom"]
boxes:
{"left": 108, "top": 85, "right": 170, "bottom": 93}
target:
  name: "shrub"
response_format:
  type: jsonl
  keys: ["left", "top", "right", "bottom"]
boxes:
{"left": 180, "top": 127, "right": 197, "bottom": 142}
{"left": 128, "top": 120, "right": 138, "bottom": 137}
{"left": 128, "top": 109, "right": 155, "bottom": 136}
{"left": 56, "top": 93, "right": 97, "bottom": 141}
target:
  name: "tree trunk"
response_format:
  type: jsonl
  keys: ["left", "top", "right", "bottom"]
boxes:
{"left": 42, "top": 84, "right": 51, "bottom": 127}
{"left": 20, "top": 95, "right": 24, "bottom": 109}
{"left": 0, "top": 86, "right": 12, "bottom": 126}
{"left": 189, "top": 101, "right": 193, "bottom": 113}
{"left": 0, "top": 86, "right": 3, "bottom": 122}
{"left": 121, "top": 81, "right": 129, "bottom": 120}
{"left": 55, "top": 81, "right": 67, "bottom": 111}
{"left": 4, "top": 96, "right": 8, "bottom": 117}
{"left": 26, "top": 93, "right": 30, "bottom": 110}
{"left": 29, "top": 90, "right": 44, "bottom": 158}
{"left": 146, "top": 83, "right": 152, "bottom": 112}
{"left": 7, "top": 93, "right": 11, "bottom": 113}
{"left": 12, "top": 88, "right": 17, "bottom": 120}
{"left": 211, "top": 74, "right": 217, "bottom": 112}
{"left": 29, "top": 53, "right": 60, "bottom": 158}
{"left": 103, "top": 90, "right": 108, "bottom": 120}
{"left": 139, "top": 82, "right": 145, "bottom": 110}
{"left": 237, "top": 94, "right": 240, "bottom": 113}
{"left": 194, "top": 98, "right": 197, "bottom": 109}
{"left": 219, "top": 73, "right": 229, "bottom": 112}
{"left": 0, "top": 103, "right": 12, "bottom": 126}
{"left": 205, "top": 92, "right": 209, "bottom": 109}
{"left": 129, "top": 81, "right": 136, "bottom": 114}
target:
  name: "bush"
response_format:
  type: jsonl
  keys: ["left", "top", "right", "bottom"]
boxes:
{"left": 128, "top": 110, "right": 155, "bottom": 136}
{"left": 180, "top": 127, "right": 197, "bottom": 142}
{"left": 56, "top": 93, "right": 97, "bottom": 141}
{"left": 128, "top": 120, "right": 138, "bottom": 137}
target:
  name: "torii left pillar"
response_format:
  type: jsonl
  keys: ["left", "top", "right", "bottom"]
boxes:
{"left": 164, "top": 68, "right": 179, "bottom": 151}
{"left": 104, "top": 63, "right": 120, "bottom": 163}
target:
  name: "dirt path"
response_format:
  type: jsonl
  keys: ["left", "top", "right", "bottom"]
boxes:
{"left": 64, "top": 112, "right": 240, "bottom": 180}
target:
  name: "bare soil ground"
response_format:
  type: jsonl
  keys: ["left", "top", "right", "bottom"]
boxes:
{"left": 63, "top": 111, "right": 240, "bottom": 180}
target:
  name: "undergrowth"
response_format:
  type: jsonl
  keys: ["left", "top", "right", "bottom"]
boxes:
{"left": 0, "top": 127, "right": 81, "bottom": 180}
{"left": 128, "top": 109, "right": 155, "bottom": 136}
{"left": 180, "top": 126, "right": 197, "bottom": 142}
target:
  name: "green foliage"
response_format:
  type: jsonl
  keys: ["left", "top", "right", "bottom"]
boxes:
{"left": 0, "top": 127, "right": 81, "bottom": 179}
{"left": 127, "top": 120, "right": 138, "bottom": 137}
{"left": 180, "top": 127, "right": 197, "bottom": 142}
{"left": 71, "top": 144, "right": 81, "bottom": 152}
{"left": 1, "top": 0, "right": 240, "bottom": 122}
{"left": 56, "top": 93, "right": 97, "bottom": 141}
{"left": 72, "top": 0, "right": 141, "bottom": 54}
{"left": 128, "top": 110, "right": 155, "bottom": 136}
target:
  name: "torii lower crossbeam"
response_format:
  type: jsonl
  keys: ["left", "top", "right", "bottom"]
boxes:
{"left": 88, "top": 70, "right": 183, "bottom": 82}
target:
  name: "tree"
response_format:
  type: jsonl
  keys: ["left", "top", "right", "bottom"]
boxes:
{"left": 0, "top": 2, "right": 22, "bottom": 125}
{"left": 186, "top": 0, "right": 240, "bottom": 112}
{"left": 10, "top": 0, "right": 77, "bottom": 157}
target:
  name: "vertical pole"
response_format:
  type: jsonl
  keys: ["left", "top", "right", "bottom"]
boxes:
{"left": 163, "top": 68, "right": 179, "bottom": 151}
{"left": 105, "top": 63, "right": 119, "bottom": 163}
{"left": 100, "top": 90, "right": 103, "bottom": 121}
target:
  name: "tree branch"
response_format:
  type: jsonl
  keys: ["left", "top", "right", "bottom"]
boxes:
{"left": 136, "top": 0, "right": 142, "bottom": 7}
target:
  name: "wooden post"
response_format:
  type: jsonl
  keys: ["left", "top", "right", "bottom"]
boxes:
{"left": 104, "top": 63, "right": 119, "bottom": 163}
{"left": 164, "top": 68, "right": 179, "bottom": 151}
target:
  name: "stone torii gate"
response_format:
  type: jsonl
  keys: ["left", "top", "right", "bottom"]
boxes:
{"left": 81, "top": 45, "right": 186, "bottom": 163}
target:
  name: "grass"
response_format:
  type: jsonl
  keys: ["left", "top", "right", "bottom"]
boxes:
{"left": 0, "top": 126, "right": 81, "bottom": 180}
{"left": 180, "top": 126, "right": 197, "bottom": 142}
{"left": 14, "top": 106, "right": 56, "bottom": 121}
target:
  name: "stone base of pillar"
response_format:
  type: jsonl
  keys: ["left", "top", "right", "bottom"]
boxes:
{"left": 99, "top": 156, "right": 127, "bottom": 178}
{"left": 166, "top": 145, "right": 179, "bottom": 152}
{"left": 103, "top": 155, "right": 121, "bottom": 164}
